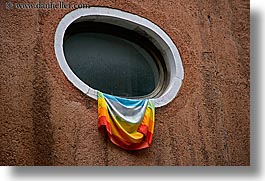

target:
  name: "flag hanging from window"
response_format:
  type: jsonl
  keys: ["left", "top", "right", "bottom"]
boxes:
{"left": 97, "top": 91, "right": 155, "bottom": 150}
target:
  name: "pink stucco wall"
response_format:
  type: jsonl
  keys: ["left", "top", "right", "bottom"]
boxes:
{"left": 0, "top": 0, "right": 249, "bottom": 165}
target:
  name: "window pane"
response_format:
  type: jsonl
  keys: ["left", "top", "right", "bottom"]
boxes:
{"left": 63, "top": 32, "right": 159, "bottom": 97}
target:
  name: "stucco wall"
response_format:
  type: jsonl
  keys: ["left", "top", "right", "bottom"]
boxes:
{"left": 0, "top": 0, "right": 249, "bottom": 166}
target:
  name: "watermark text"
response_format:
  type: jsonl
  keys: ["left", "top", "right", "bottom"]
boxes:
{"left": 6, "top": 1, "right": 90, "bottom": 10}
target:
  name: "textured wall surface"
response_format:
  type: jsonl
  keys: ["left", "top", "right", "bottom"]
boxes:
{"left": 0, "top": 0, "right": 249, "bottom": 166}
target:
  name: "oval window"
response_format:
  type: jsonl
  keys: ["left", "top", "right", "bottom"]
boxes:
{"left": 55, "top": 7, "right": 184, "bottom": 107}
{"left": 63, "top": 22, "right": 165, "bottom": 98}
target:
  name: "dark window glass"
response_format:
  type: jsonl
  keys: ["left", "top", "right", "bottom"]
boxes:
{"left": 63, "top": 22, "right": 164, "bottom": 98}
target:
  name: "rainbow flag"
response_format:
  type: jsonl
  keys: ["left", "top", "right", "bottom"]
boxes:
{"left": 97, "top": 91, "right": 155, "bottom": 150}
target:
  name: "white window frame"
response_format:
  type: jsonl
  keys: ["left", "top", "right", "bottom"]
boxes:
{"left": 54, "top": 7, "right": 184, "bottom": 107}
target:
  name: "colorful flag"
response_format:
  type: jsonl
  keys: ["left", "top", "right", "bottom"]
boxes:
{"left": 97, "top": 91, "right": 155, "bottom": 150}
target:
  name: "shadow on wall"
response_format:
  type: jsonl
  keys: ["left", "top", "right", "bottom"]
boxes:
{"left": 32, "top": 38, "right": 54, "bottom": 165}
